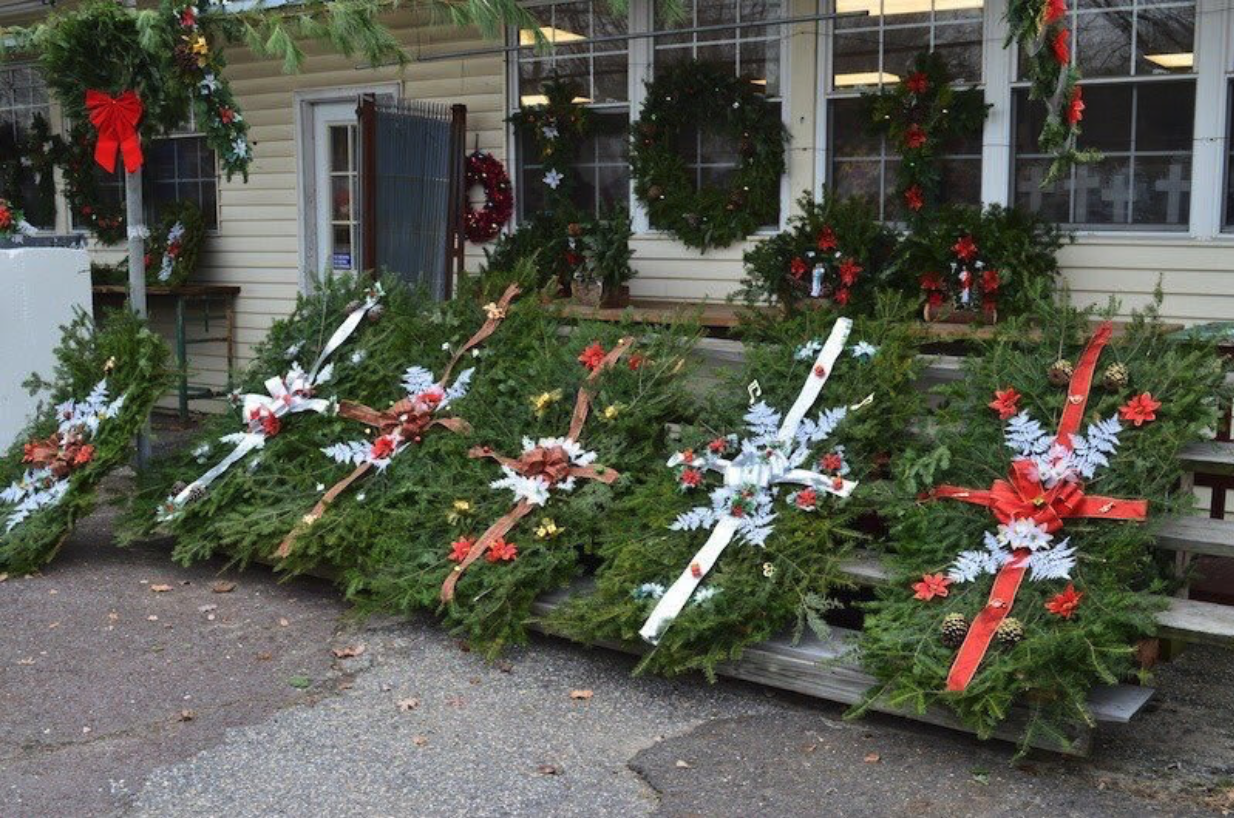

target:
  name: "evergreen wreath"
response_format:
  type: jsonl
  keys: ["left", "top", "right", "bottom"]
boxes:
{"left": 856, "top": 303, "right": 1229, "bottom": 752}
{"left": 144, "top": 199, "right": 206, "bottom": 286}
{"left": 1006, "top": 0, "right": 1099, "bottom": 184}
{"left": 508, "top": 80, "right": 593, "bottom": 211}
{"left": 1, "top": 309, "right": 170, "bottom": 575}
{"left": 631, "top": 60, "right": 787, "bottom": 251}
{"left": 864, "top": 51, "right": 989, "bottom": 220}
{"left": 463, "top": 151, "right": 513, "bottom": 244}
{"left": 57, "top": 121, "right": 128, "bottom": 246}
{"left": 897, "top": 204, "right": 1066, "bottom": 322}
{"left": 737, "top": 192, "right": 898, "bottom": 314}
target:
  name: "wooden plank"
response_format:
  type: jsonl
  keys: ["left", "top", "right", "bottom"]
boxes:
{"left": 1179, "top": 442, "right": 1234, "bottom": 476}
{"left": 1157, "top": 598, "right": 1234, "bottom": 648}
{"left": 1152, "top": 516, "right": 1234, "bottom": 559}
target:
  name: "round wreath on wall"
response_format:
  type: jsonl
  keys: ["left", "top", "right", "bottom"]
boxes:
{"left": 631, "top": 61, "right": 787, "bottom": 252}
{"left": 463, "top": 151, "right": 513, "bottom": 244}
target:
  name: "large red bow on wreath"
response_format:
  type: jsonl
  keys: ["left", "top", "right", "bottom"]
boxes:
{"left": 85, "top": 90, "right": 145, "bottom": 173}
{"left": 928, "top": 321, "right": 1148, "bottom": 692}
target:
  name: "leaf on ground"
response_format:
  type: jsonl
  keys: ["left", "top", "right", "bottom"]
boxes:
{"left": 536, "top": 764, "right": 562, "bottom": 776}
{"left": 569, "top": 689, "right": 594, "bottom": 701}
{"left": 675, "top": 760, "right": 691, "bottom": 769}
{"left": 211, "top": 581, "right": 236, "bottom": 593}
{"left": 412, "top": 735, "right": 429, "bottom": 747}
{"left": 278, "top": 618, "right": 289, "bottom": 627}
{"left": 863, "top": 753, "right": 881, "bottom": 764}
{"left": 177, "top": 709, "right": 196, "bottom": 722}
{"left": 287, "top": 675, "right": 311, "bottom": 689}
{"left": 256, "top": 652, "right": 272, "bottom": 661}
{"left": 331, "top": 644, "right": 365, "bottom": 659}
{"left": 150, "top": 584, "right": 173, "bottom": 593}
{"left": 397, "top": 697, "right": 420, "bottom": 712}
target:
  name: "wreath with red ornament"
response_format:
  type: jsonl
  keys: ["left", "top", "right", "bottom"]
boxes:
{"left": 863, "top": 51, "right": 989, "bottom": 220}
{"left": 463, "top": 152, "right": 513, "bottom": 244}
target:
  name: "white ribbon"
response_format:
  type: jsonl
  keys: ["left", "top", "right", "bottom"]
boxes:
{"left": 639, "top": 318, "right": 860, "bottom": 645}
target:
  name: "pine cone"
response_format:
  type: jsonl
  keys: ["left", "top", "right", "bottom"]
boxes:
{"left": 171, "top": 480, "right": 188, "bottom": 496}
{"left": 646, "top": 185, "right": 664, "bottom": 201}
{"left": 1047, "top": 359, "right": 1074, "bottom": 387}
{"left": 344, "top": 300, "right": 362, "bottom": 315}
{"left": 367, "top": 304, "right": 385, "bottom": 323}
{"left": 995, "top": 617, "right": 1025, "bottom": 646}
{"left": 566, "top": 222, "right": 584, "bottom": 238}
{"left": 187, "top": 484, "right": 206, "bottom": 504}
{"left": 1102, "top": 362, "right": 1129, "bottom": 391}
{"left": 941, "top": 612, "right": 969, "bottom": 648}
{"left": 173, "top": 44, "right": 200, "bottom": 75}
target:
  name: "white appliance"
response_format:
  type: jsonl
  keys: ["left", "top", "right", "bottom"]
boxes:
{"left": 0, "top": 247, "right": 92, "bottom": 449}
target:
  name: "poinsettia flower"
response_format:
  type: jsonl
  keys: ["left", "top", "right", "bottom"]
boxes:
{"left": 904, "top": 185, "right": 925, "bottom": 211}
{"left": 628, "top": 354, "right": 645, "bottom": 371}
{"left": 790, "top": 256, "right": 809, "bottom": 278}
{"left": 920, "top": 271, "right": 945, "bottom": 291}
{"left": 180, "top": 6, "right": 197, "bottom": 27}
{"left": 370, "top": 435, "right": 398, "bottom": 461}
{"left": 1043, "top": 0, "right": 1067, "bottom": 24}
{"left": 912, "top": 573, "right": 953, "bottom": 601}
{"left": 708, "top": 438, "right": 729, "bottom": 454}
{"left": 988, "top": 388, "right": 1022, "bottom": 420}
{"left": 680, "top": 467, "right": 704, "bottom": 488}
{"left": 904, "top": 124, "right": 927, "bottom": 150}
{"left": 834, "top": 288, "right": 851, "bottom": 306}
{"left": 1052, "top": 28, "right": 1070, "bottom": 66}
{"left": 73, "top": 445, "right": 95, "bottom": 466}
{"left": 838, "top": 258, "right": 863, "bottom": 286}
{"left": 0, "top": 205, "right": 11, "bottom": 229}
{"left": 1119, "top": 392, "right": 1161, "bottom": 426}
{"left": 794, "top": 488, "right": 818, "bottom": 510}
{"left": 448, "top": 537, "right": 474, "bottom": 563}
{"left": 905, "top": 71, "right": 929, "bottom": 95}
{"left": 821, "top": 452, "right": 844, "bottom": 472}
{"left": 817, "top": 226, "right": 838, "bottom": 251}
{"left": 250, "top": 408, "right": 281, "bottom": 437}
{"left": 953, "top": 235, "right": 978, "bottom": 262}
{"left": 219, "top": 106, "right": 236, "bottom": 125}
{"left": 1066, "top": 85, "right": 1085, "bottom": 127}
{"left": 577, "top": 342, "right": 607, "bottom": 371}
{"left": 927, "top": 291, "right": 946, "bottom": 308}
{"left": 1045, "top": 583, "right": 1084, "bottom": 618}
{"left": 982, "top": 268, "right": 1000, "bottom": 292}
{"left": 486, "top": 537, "right": 519, "bottom": 563}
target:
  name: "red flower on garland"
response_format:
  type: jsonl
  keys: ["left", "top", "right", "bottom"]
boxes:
{"left": 988, "top": 388, "right": 1022, "bottom": 420}
{"left": 449, "top": 537, "right": 474, "bottom": 563}
{"left": 219, "top": 106, "right": 235, "bottom": 125}
{"left": 821, "top": 452, "right": 844, "bottom": 472}
{"left": 1119, "top": 393, "right": 1161, "bottom": 427}
{"left": 794, "top": 488, "right": 818, "bottom": 510}
{"left": 578, "top": 342, "right": 607, "bottom": 371}
{"left": 834, "top": 288, "right": 851, "bottom": 306}
{"left": 905, "top": 72, "right": 929, "bottom": 95}
{"left": 680, "top": 467, "right": 704, "bottom": 488}
{"left": 0, "top": 204, "right": 11, "bottom": 229}
{"left": 952, "top": 235, "right": 979, "bottom": 262}
{"left": 250, "top": 408, "right": 281, "bottom": 437}
{"left": 982, "top": 268, "right": 1000, "bottom": 292}
{"left": 904, "top": 185, "right": 924, "bottom": 211}
{"left": 1043, "top": 0, "right": 1067, "bottom": 24}
{"left": 708, "top": 438, "right": 729, "bottom": 454}
{"left": 920, "top": 271, "right": 945, "bottom": 291}
{"left": 486, "top": 537, "right": 518, "bottom": 563}
{"left": 1045, "top": 583, "right": 1084, "bottom": 619}
{"left": 927, "top": 291, "right": 946, "bottom": 308}
{"left": 628, "top": 353, "right": 645, "bottom": 371}
{"left": 817, "top": 226, "right": 838, "bottom": 251}
{"left": 904, "top": 124, "right": 927, "bottom": 150}
{"left": 370, "top": 435, "right": 398, "bottom": 461}
{"left": 913, "top": 573, "right": 953, "bottom": 601}
{"left": 789, "top": 256, "right": 809, "bottom": 278}
{"left": 838, "top": 258, "right": 863, "bottom": 286}
{"left": 73, "top": 444, "right": 96, "bottom": 466}
{"left": 1052, "top": 29, "right": 1070, "bottom": 66}
{"left": 180, "top": 6, "right": 197, "bottom": 27}
{"left": 1066, "top": 85, "right": 1085, "bottom": 127}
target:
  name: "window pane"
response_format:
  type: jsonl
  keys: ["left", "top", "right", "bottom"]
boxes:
{"left": 884, "top": 27, "right": 931, "bottom": 78}
{"left": 0, "top": 63, "right": 54, "bottom": 228}
{"left": 1076, "top": 12, "right": 1133, "bottom": 77}
{"left": 830, "top": 99, "right": 881, "bottom": 158}
{"left": 1135, "top": 81, "right": 1193, "bottom": 152}
{"left": 834, "top": 30, "right": 882, "bottom": 89}
{"left": 934, "top": 23, "right": 984, "bottom": 84}
{"left": 1133, "top": 156, "right": 1190, "bottom": 225}
{"left": 1135, "top": 7, "right": 1196, "bottom": 76}
{"left": 1013, "top": 159, "right": 1071, "bottom": 222}
{"left": 939, "top": 157, "right": 982, "bottom": 204}
{"left": 1076, "top": 84, "right": 1132, "bottom": 153}
{"left": 833, "top": 160, "right": 883, "bottom": 205}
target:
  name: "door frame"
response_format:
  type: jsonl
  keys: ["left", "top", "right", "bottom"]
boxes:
{"left": 294, "top": 83, "right": 401, "bottom": 293}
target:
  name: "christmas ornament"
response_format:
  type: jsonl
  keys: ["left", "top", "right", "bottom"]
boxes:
{"left": 274, "top": 284, "right": 520, "bottom": 558}
{"left": 941, "top": 612, "right": 969, "bottom": 648}
{"left": 0, "top": 197, "right": 38, "bottom": 242}
{"left": 639, "top": 319, "right": 865, "bottom": 644}
{"left": 440, "top": 338, "right": 635, "bottom": 602}
{"left": 462, "top": 152, "right": 513, "bottom": 244}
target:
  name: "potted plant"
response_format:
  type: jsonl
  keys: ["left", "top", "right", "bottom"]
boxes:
{"left": 583, "top": 206, "right": 636, "bottom": 308}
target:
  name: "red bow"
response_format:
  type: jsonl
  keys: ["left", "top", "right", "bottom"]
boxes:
{"left": 85, "top": 90, "right": 145, "bottom": 174}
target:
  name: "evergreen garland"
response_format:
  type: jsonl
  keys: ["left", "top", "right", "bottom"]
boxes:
{"left": 57, "top": 121, "right": 128, "bottom": 246}
{"left": 0, "top": 309, "right": 170, "bottom": 575}
{"left": 855, "top": 303, "right": 1228, "bottom": 752}
{"left": 737, "top": 192, "right": 898, "bottom": 314}
{"left": 631, "top": 60, "right": 787, "bottom": 251}
{"left": 508, "top": 80, "right": 593, "bottom": 213}
{"left": 548, "top": 298, "right": 924, "bottom": 677}
{"left": 863, "top": 51, "right": 989, "bottom": 221}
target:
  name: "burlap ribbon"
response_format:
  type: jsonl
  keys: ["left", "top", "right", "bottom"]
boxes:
{"left": 22, "top": 432, "right": 93, "bottom": 480}
{"left": 85, "top": 90, "right": 144, "bottom": 173}
{"left": 439, "top": 336, "right": 633, "bottom": 603}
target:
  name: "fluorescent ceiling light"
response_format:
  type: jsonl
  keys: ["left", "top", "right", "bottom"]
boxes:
{"left": 750, "top": 78, "right": 768, "bottom": 86}
{"left": 837, "top": 0, "right": 983, "bottom": 16}
{"left": 834, "top": 71, "right": 901, "bottom": 87}
{"left": 519, "top": 27, "right": 586, "bottom": 47}
{"left": 1144, "top": 52, "right": 1194, "bottom": 70}
{"left": 519, "top": 95, "right": 594, "bottom": 106}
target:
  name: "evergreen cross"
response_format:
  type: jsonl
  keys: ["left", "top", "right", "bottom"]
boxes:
{"left": 928, "top": 321, "right": 1149, "bottom": 692}
{"left": 440, "top": 338, "right": 635, "bottom": 603}
{"left": 274, "top": 285, "right": 521, "bottom": 559}
{"left": 639, "top": 318, "right": 865, "bottom": 645}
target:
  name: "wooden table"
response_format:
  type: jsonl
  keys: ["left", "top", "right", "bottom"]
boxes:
{"left": 92, "top": 284, "right": 240, "bottom": 419}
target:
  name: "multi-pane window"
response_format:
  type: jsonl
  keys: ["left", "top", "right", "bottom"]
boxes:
{"left": 327, "top": 123, "right": 359, "bottom": 271}
{"left": 1012, "top": 1, "right": 1196, "bottom": 228}
{"left": 0, "top": 63, "right": 55, "bottom": 229}
{"left": 652, "top": 0, "right": 784, "bottom": 227}
{"left": 826, "top": 0, "right": 985, "bottom": 220}
{"left": 515, "top": 1, "right": 630, "bottom": 217}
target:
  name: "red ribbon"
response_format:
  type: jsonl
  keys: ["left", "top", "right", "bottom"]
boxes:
{"left": 85, "top": 90, "right": 145, "bottom": 174}
{"left": 929, "top": 321, "right": 1150, "bottom": 692}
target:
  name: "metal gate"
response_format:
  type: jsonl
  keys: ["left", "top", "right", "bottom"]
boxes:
{"left": 359, "top": 97, "right": 466, "bottom": 300}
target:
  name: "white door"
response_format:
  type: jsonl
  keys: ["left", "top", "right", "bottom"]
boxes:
{"left": 311, "top": 101, "right": 361, "bottom": 275}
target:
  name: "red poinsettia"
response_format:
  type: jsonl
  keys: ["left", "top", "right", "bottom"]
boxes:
{"left": 0, "top": 204, "right": 11, "bottom": 229}
{"left": 449, "top": 537, "right": 474, "bottom": 563}
{"left": 821, "top": 452, "right": 844, "bottom": 472}
{"left": 1045, "top": 583, "right": 1084, "bottom": 619}
{"left": 250, "top": 408, "right": 281, "bottom": 437}
{"left": 904, "top": 124, "right": 928, "bottom": 150}
{"left": 838, "top": 258, "right": 863, "bottom": 286}
{"left": 927, "top": 291, "right": 946, "bottom": 308}
{"left": 1066, "top": 85, "right": 1085, "bottom": 127}
{"left": 904, "top": 185, "right": 924, "bottom": 211}
{"left": 73, "top": 444, "right": 96, "bottom": 466}
{"left": 370, "top": 435, "right": 398, "bottom": 461}
{"left": 912, "top": 573, "right": 953, "bottom": 601}
{"left": 982, "top": 268, "right": 1000, "bottom": 293}
{"left": 577, "top": 342, "right": 607, "bottom": 371}
{"left": 1043, "top": 0, "right": 1067, "bottom": 24}
{"left": 834, "top": 288, "right": 851, "bottom": 306}
{"left": 920, "top": 271, "right": 945, "bottom": 291}
{"left": 789, "top": 256, "right": 809, "bottom": 278}
{"left": 628, "top": 354, "right": 645, "bottom": 371}
{"left": 486, "top": 537, "right": 519, "bottom": 563}
{"left": 905, "top": 72, "right": 929, "bottom": 95}
{"left": 794, "top": 488, "right": 818, "bottom": 510}
{"left": 1052, "top": 29, "right": 1070, "bottom": 66}
{"left": 1120, "top": 392, "right": 1161, "bottom": 426}
{"left": 952, "top": 235, "right": 979, "bottom": 262}
{"left": 708, "top": 438, "right": 729, "bottom": 454}
{"left": 817, "top": 226, "right": 838, "bottom": 251}
{"left": 219, "top": 106, "right": 235, "bottom": 125}
{"left": 680, "top": 467, "right": 704, "bottom": 488}
{"left": 988, "top": 387, "right": 1022, "bottom": 420}
{"left": 180, "top": 6, "right": 197, "bottom": 27}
